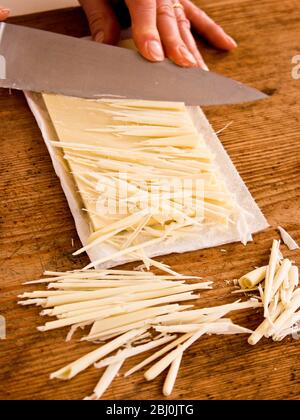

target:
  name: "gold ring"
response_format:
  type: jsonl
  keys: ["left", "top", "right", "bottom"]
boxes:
{"left": 172, "top": 2, "right": 184, "bottom": 9}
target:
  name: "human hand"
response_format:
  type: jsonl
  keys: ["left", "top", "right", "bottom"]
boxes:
{"left": 79, "top": 0, "right": 237, "bottom": 70}
{"left": 0, "top": 6, "right": 10, "bottom": 21}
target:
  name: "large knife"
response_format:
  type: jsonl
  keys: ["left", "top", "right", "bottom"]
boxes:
{"left": 0, "top": 23, "right": 267, "bottom": 106}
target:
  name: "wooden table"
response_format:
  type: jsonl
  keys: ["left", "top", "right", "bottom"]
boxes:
{"left": 0, "top": 1, "right": 299, "bottom": 400}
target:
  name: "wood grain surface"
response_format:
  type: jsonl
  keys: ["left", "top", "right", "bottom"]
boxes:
{"left": 0, "top": 1, "right": 299, "bottom": 400}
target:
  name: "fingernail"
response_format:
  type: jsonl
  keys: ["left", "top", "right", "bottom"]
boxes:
{"left": 0, "top": 8, "right": 10, "bottom": 15}
{"left": 197, "top": 58, "right": 209, "bottom": 71}
{"left": 94, "top": 31, "right": 104, "bottom": 43}
{"left": 201, "top": 63, "right": 209, "bottom": 71}
{"left": 178, "top": 46, "right": 197, "bottom": 66}
{"left": 195, "top": 55, "right": 209, "bottom": 70}
{"left": 146, "top": 40, "right": 164, "bottom": 61}
{"left": 226, "top": 35, "right": 238, "bottom": 48}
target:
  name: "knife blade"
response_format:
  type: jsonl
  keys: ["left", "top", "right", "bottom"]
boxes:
{"left": 0, "top": 23, "right": 267, "bottom": 106}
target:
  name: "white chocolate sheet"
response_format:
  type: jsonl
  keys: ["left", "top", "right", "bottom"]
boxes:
{"left": 24, "top": 90, "right": 268, "bottom": 268}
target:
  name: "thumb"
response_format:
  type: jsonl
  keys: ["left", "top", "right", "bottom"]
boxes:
{"left": 79, "top": 0, "right": 120, "bottom": 45}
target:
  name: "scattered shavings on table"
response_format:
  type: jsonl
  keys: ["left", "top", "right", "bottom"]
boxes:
{"left": 237, "top": 239, "right": 300, "bottom": 344}
{"left": 19, "top": 268, "right": 260, "bottom": 399}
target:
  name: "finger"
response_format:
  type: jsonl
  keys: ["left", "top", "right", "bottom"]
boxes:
{"left": 125, "top": 0, "right": 164, "bottom": 62}
{"left": 0, "top": 7, "right": 10, "bottom": 20}
{"left": 173, "top": 3, "right": 208, "bottom": 70}
{"left": 157, "top": 0, "right": 197, "bottom": 67}
{"left": 181, "top": 0, "right": 237, "bottom": 50}
{"left": 79, "top": 0, "right": 120, "bottom": 45}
